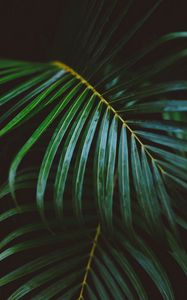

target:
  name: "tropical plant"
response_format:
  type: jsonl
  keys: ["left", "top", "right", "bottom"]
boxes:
{"left": 0, "top": 1, "right": 187, "bottom": 299}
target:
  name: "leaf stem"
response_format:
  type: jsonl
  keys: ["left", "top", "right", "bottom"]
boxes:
{"left": 77, "top": 224, "right": 101, "bottom": 300}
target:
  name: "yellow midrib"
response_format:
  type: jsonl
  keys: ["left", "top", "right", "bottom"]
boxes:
{"left": 53, "top": 60, "right": 165, "bottom": 174}
{"left": 77, "top": 224, "right": 101, "bottom": 300}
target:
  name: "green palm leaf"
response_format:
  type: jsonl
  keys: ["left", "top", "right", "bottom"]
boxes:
{"left": 0, "top": 173, "right": 186, "bottom": 299}
{"left": 0, "top": 199, "right": 180, "bottom": 300}
{"left": 0, "top": 52, "right": 187, "bottom": 232}
{"left": 0, "top": 1, "right": 187, "bottom": 298}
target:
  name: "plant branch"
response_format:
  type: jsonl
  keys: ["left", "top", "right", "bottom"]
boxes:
{"left": 77, "top": 224, "right": 101, "bottom": 300}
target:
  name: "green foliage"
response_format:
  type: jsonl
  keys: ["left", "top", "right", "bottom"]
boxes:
{"left": 0, "top": 1, "right": 187, "bottom": 299}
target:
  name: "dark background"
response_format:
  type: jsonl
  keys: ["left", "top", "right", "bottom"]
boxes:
{"left": 0, "top": 0, "right": 187, "bottom": 63}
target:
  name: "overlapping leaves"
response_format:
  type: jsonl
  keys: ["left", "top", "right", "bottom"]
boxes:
{"left": 0, "top": 40, "right": 187, "bottom": 233}
{"left": 0, "top": 175, "right": 186, "bottom": 299}
{"left": 0, "top": 1, "right": 187, "bottom": 298}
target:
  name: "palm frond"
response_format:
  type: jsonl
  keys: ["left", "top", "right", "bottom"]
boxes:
{"left": 0, "top": 200, "right": 184, "bottom": 299}
{"left": 0, "top": 48, "right": 187, "bottom": 232}
{"left": 0, "top": 1, "right": 187, "bottom": 298}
